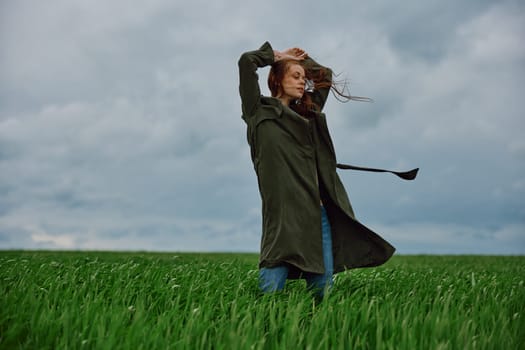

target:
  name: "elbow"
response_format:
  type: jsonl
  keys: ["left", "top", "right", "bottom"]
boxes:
{"left": 238, "top": 53, "right": 251, "bottom": 68}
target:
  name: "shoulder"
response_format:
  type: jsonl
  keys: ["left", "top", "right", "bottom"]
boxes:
{"left": 257, "top": 96, "right": 283, "bottom": 116}
{"left": 260, "top": 96, "right": 280, "bottom": 106}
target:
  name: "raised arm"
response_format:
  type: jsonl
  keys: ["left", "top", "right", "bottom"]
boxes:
{"left": 238, "top": 41, "right": 275, "bottom": 118}
{"left": 303, "top": 56, "right": 333, "bottom": 111}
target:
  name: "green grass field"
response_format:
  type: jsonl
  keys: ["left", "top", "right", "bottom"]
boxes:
{"left": 1, "top": 251, "right": 523, "bottom": 349}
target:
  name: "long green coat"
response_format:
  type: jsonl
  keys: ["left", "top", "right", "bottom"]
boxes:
{"left": 239, "top": 42, "right": 395, "bottom": 278}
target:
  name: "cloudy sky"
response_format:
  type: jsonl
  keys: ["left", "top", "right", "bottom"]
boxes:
{"left": 1, "top": 0, "right": 524, "bottom": 254}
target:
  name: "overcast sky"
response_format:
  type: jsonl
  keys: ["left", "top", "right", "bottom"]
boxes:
{"left": 1, "top": 0, "right": 524, "bottom": 254}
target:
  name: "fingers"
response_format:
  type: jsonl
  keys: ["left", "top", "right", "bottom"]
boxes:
{"left": 275, "top": 47, "right": 309, "bottom": 62}
{"left": 292, "top": 48, "right": 307, "bottom": 58}
{"left": 283, "top": 47, "right": 308, "bottom": 59}
{"left": 293, "top": 50, "right": 307, "bottom": 59}
{"left": 293, "top": 48, "right": 305, "bottom": 55}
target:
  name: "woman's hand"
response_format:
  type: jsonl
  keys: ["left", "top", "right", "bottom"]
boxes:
{"left": 274, "top": 47, "right": 308, "bottom": 62}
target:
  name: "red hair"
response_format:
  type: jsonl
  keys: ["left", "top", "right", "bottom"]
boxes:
{"left": 268, "top": 59, "right": 370, "bottom": 118}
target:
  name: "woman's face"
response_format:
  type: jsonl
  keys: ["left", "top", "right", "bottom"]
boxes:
{"left": 279, "top": 63, "right": 306, "bottom": 101}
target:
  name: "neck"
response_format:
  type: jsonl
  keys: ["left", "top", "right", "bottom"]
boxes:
{"left": 278, "top": 97, "right": 291, "bottom": 106}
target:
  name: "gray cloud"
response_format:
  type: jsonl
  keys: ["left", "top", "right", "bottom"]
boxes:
{"left": 0, "top": 0, "right": 524, "bottom": 254}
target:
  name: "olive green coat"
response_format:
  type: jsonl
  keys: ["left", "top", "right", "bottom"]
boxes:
{"left": 239, "top": 42, "right": 395, "bottom": 277}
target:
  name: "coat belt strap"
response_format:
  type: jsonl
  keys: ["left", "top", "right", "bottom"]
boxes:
{"left": 336, "top": 163, "right": 419, "bottom": 180}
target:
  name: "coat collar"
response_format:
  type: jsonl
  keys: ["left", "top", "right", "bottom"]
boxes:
{"left": 261, "top": 96, "right": 283, "bottom": 109}
{"left": 258, "top": 96, "right": 284, "bottom": 119}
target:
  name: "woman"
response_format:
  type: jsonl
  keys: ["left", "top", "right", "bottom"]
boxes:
{"left": 238, "top": 41, "right": 396, "bottom": 298}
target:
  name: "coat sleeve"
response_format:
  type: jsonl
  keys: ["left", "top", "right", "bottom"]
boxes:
{"left": 238, "top": 41, "right": 275, "bottom": 118}
{"left": 303, "top": 56, "right": 333, "bottom": 111}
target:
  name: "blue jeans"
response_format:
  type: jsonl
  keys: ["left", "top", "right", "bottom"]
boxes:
{"left": 259, "top": 205, "right": 334, "bottom": 297}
